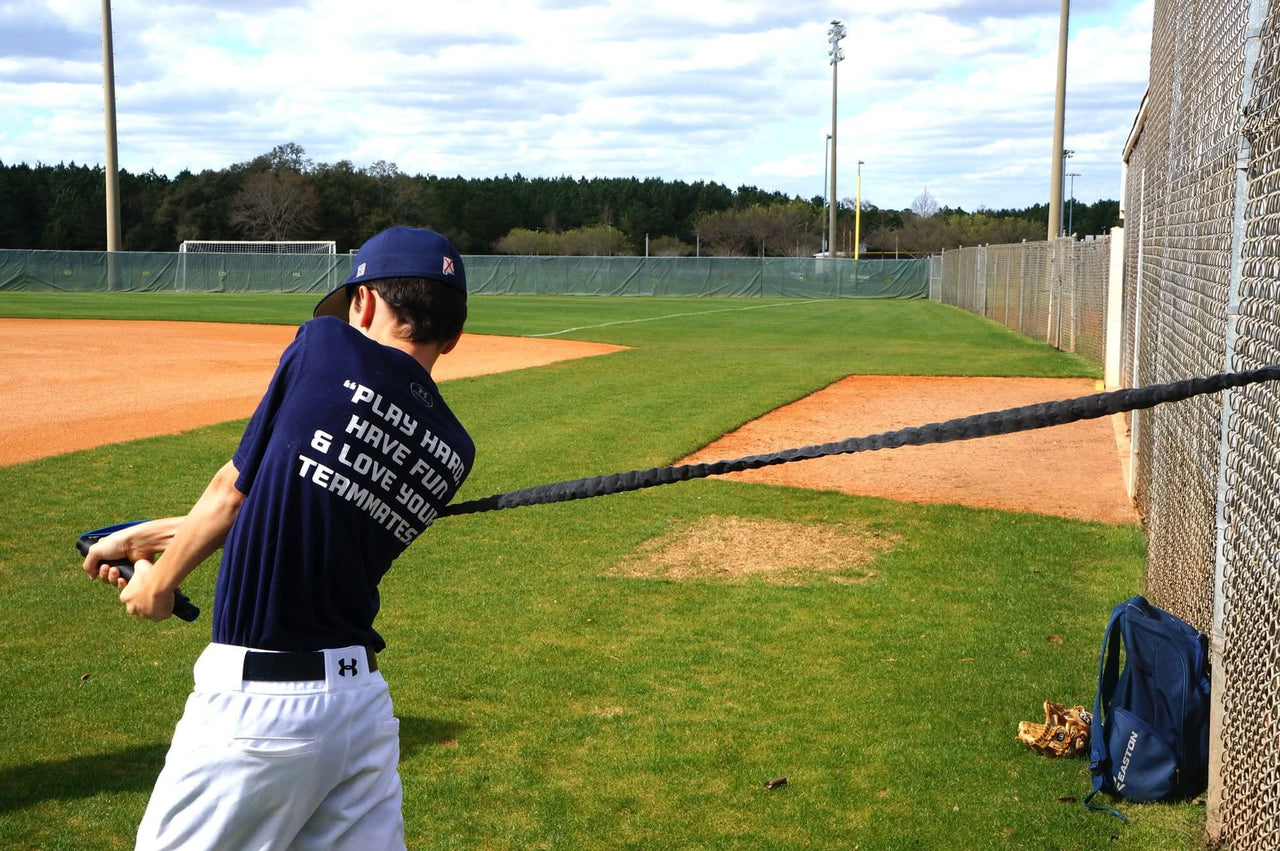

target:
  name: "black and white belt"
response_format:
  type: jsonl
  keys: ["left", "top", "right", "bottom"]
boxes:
{"left": 242, "top": 647, "right": 378, "bottom": 681}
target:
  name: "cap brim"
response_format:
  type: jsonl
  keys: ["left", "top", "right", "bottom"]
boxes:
{"left": 313, "top": 284, "right": 352, "bottom": 320}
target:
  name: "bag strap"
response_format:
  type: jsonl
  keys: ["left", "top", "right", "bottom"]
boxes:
{"left": 1084, "top": 789, "right": 1127, "bottom": 821}
{"left": 1084, "top": 598, "right": 1137, "bottom": 820}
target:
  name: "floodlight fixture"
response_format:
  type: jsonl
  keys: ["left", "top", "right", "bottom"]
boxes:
{"left": 828, "top": 20, "right": 847, "bottom": 64}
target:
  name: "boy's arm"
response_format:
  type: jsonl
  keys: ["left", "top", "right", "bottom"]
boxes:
{"left": 100, "top": 461, "right": 246, "bottom": 621}
{"left": 82, "top": 517, "right": 186, "bottom": 582}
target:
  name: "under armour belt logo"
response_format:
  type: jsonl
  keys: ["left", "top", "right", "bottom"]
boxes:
{"left": 338, "top": 658, "right": 359, "bottom": 677}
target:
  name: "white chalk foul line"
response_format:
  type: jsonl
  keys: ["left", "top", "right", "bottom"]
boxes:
{"left": 525, "top": 299, "right": 828, "bottom": 338}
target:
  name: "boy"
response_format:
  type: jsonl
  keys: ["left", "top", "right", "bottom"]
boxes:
{"left": 83, "top": 226, "right": 475, "bottom": 849}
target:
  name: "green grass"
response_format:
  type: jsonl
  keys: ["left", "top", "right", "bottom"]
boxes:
{"left": 0, "top": 294, "right": 1201, "bottom": 849}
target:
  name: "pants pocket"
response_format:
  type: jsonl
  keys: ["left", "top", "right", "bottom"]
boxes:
{"left": 231, "top": 737, "right": 319, "bottom": 758}
{"left": 1107, "top": 708, "right": 1179, "bottom": 802}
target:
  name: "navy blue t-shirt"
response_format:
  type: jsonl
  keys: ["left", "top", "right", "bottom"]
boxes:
{"left": 214, "top": 317, "right": 474, "bottom": 652}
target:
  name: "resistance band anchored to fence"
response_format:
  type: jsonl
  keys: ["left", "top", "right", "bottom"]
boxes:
{"left": 441, "top": 366, "right": 1280, "bottom": 518}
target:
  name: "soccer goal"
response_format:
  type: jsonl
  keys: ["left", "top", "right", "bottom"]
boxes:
{"left": 179, "top": 240, "right": 337, "bottom": 255}
{"left": 176, "top": 240, "right": 339, "bottom": 292}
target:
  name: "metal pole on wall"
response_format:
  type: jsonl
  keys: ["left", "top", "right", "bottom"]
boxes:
{"left": 828, "top": 20, "right": 846, "bottom": 264}
{"left": 1047, "top": 0, "right": 1069, "bottom": 241}
{"left": 101, "top": 0, "right": 121, "bottom": 255}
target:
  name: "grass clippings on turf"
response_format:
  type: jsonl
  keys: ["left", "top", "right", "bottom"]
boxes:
{"left": 607, "top": 514, "right": 898, "bottom": 586}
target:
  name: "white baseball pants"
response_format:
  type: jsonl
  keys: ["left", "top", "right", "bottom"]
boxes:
{"left": 135, "top": 643, "right": 404, "bottom": 851}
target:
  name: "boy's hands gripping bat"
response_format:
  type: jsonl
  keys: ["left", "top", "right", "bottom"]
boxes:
{"left": 76, "top": 521, "right": 201, "bottom": 622}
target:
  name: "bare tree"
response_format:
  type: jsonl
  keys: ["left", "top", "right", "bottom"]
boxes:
{"left": 228, "top": 170, "right": 319, "bottom": 240}
{"left": 911, "top": 187, "right": 939, "bottom": 218}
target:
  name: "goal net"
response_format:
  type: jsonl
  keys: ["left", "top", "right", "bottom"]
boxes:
{"left": 179, "top": 240, "right": 336, "bottom": 255}
{"left": 176, "top": 240, "right": 340, "bottom": 292}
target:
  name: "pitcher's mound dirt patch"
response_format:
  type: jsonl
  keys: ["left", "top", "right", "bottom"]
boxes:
{"left": 607, "top": 515, "right": 898, "bottom": 586}
{"left": 678, "top": 375, "right": 1137, "bottom": 526}
{"left": 0, "top": 319, "right": 626, "bottom": 466}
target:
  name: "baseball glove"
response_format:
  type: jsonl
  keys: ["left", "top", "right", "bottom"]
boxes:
{"left": 1017, "top": 700, "right": 1092, "bottom": 757}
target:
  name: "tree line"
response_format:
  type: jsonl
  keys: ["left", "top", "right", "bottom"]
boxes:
{"left": 0, "top": 143, "right": 1120, "bottom": 257}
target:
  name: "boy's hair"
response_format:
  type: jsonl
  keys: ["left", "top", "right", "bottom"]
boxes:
{"left": 356, "top": 277, "right": 467, "bottom": 344}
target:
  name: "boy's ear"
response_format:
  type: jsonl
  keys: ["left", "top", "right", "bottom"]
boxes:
{"left": 349, "top": 285, "right": 377, "bottom": 329}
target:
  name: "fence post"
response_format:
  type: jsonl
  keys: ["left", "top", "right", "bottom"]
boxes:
{"left": 1067, "top": 238, "right": 1077, "bottom": 353}
{"left": 1003, "top": 247, "right": 1012, "bottom": 327}
{"left": 1019, "top": 244, "right": 1028, "bottom": 335}
{"left": 1046, "top": 241, "right": 1056, "bottom": 345}
{"left": 1105, "top": 226, "right": 1125, "bottom": 388}
{"left": 1206, "top": 3, "right": 1266, "bottom": 842}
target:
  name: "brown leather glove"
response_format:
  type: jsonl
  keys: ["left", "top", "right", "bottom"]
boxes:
{"left": 1017, "top": 700, "right": 1092, "bottom": 757}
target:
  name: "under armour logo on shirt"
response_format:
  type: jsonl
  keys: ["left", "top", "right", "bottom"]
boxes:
{"left": 338, "top": 658, "right": 359, "bottom": 677}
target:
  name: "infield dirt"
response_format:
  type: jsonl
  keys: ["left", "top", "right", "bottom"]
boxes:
{"left": 3, "top": 319, "right": 1135, "bottom": 526}
{"left": 0, "top": 319, "right": 626, "bottom": 466}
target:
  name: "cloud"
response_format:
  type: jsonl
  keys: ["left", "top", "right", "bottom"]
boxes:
{"left": 0, "top": 0, "right": 1153, "bottom": 211}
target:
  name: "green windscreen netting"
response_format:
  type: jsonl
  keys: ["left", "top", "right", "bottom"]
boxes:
{"left": 0, "top": 250, "right": 928, "bottom": 299}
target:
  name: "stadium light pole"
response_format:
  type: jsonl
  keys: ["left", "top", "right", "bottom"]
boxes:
{"left": 101, "top": 0, "right": 121, "bottom": 254}
{"left": 1047, "top": 0, "right": 1070, "bottom": 241}
{"left": 828, "top": 20, "right": 846, "bottom": 258}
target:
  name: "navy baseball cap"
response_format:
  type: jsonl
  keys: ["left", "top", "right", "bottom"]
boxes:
{"left": 314, "top": 226, "right": 467, "bottom": 320}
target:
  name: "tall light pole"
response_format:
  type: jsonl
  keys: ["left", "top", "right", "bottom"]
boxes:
{"left": 828, "top": 20, "right": 846, "bottom": 257}
{"left": 822, "top": 132, "right": 831, "bottom": 254}
{"left": 1066, "top": 171, "right": 1081, "bottom": 236}
{"left": 101, "top": 0, "right": 121, "bottom": 254}
{"left": 1047, "top": 0, "right": 1070, "bottom": 241}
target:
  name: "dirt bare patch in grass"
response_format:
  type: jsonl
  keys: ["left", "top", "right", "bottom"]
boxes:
{"left": 608, "top": 514, "right": 898, "bottom": 586}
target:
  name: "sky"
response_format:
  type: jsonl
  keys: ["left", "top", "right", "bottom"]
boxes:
{"left": 0, "top": 0, "right": 1153, "bottom": 214}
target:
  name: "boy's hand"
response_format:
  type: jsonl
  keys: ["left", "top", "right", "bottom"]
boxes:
{"left": 118, "top": 559, "right": 176, "bottom": 621}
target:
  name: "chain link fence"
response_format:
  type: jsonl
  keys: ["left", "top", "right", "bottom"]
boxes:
{"left": 933, "top": 0, "right": 1280, "bottom": 844}
{"left": 929, "top": 237, "right": 1108, "bottom": 367}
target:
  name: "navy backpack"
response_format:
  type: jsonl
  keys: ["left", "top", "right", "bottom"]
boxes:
{"left": 1085, "top": 596, "right": 1211, "bottom": 819}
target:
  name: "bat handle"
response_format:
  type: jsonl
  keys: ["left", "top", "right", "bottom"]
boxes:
{"left": 77, "top": 542, "right": 201, "bottom": 622}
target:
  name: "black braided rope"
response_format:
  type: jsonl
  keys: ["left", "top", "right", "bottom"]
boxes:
{"left": 441, "top": 365, "right": 1280, "bottom": 517}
